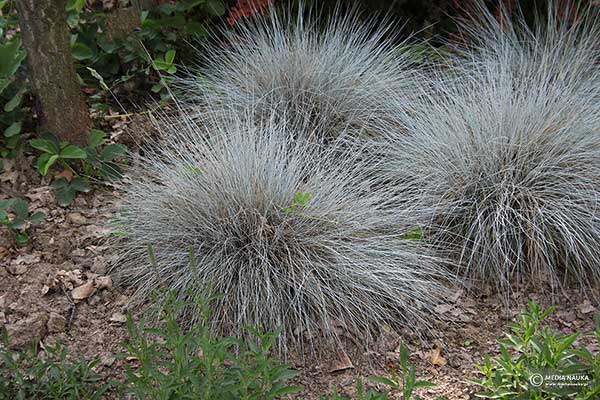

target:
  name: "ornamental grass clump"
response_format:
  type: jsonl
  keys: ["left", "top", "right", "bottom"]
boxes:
{"left": 111, "top": 111, "right": 451, "bottom": 354}
{"left": 382, "top": 5, "right": 600, "bottom": 293}
{"left": 179, "top": 6, "right": 424, "bottom": 143}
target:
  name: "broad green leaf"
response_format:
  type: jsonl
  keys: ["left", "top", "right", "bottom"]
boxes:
{"left": 100, "top": 143, "right": 127, "bottom": 161}
{"left": 51, "top": 177, "right": 69, "bottom": 190}
{"left": 4, "top": 89, "right": 24, "bottom": 112}
{"left": 368, "top": 376, "right": 397, "bottom": 387}
{"left": 3, "top": 121, "right": 21, "bottom": 138}
{"left": 11, "top": 198, "right": 29, "bottom": 219}
{"left": 0, "top": 198, "right": 13, "bottom": 209}
{"left": 71, "top": 177, "right": 91, "bottom": 193}
{"left": 15, "top": 231, "right": 29, "bottom": 245}
{"left": 28, "top": 211, "right": 45, "bottom": 223}
{"left": 66, "top": 0, "right": 85, "bottom": 12}
{"left": 205, "top": 0, "right": 226, "bottom": 16}
{"left": 39, "top": 154, "right": 59, "bottom": 176}
{"left": 52, "top": 183, "right": 76, "bottom": 207}
{"left": 99, "top": 162, "right": 123, "bottom": 180}
{"left": 30, "top": 138, "right": 59, "bottom": 154}
{"left": 185, "top": 21, "right": 208, "bottom": 36}
{"left": 0, "top": 78, "right": 10, "bottom": 95}
{"left": 164, "top": 49, "right": 176, "bottom": 65}
{"left": 71, "top": 42, "right": 94, "bottom": 60}
{"left": 88, "top": 129, "right": 106, "bottom": 148}
{"left": 0, "top": 38, "right": 26, "bottom": 78}
{"left": 59, "top": 145, "right": 87, "bottom": 159}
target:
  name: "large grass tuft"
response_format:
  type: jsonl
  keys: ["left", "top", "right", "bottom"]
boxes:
{"left": 178, "top": 5, "right": 424, "bottom": 143}
{"left": 112, "top": 110, "right": 451, "bottom": 354}
{"left": 382, "top": 4, "right": 600, "bottom": 293}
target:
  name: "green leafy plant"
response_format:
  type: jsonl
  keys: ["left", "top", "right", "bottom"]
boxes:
{"left": 84, "top": 129, "right": 127, "bottom": 180}
{"left": 320, "top": 381, "right": 387, "bottom": 400}
{"left": 30, "top": 133, "right": 87, "bottom": 177}
{"left": 51, "top": 177, "right": 91, "bottom": 207}
{"left": 0, "top": 197, "right": 44, "bottom": 245}
{"left": 68, "top": 0, "right": 225, "bottom": 104}
{"left": 321, "top": 343, "right": 439, "bottom": 400}
{"left": 0, "top": 331, "right": 111, "bottom": 399}
{"left": 0, "top": 1, "right": 27, "bottom": 166}
{"left": 122, "top": 287, "right": 302, "bottom": 399}
{"left": 369, "top": 342, "right": 437, "bottom": 400}
{"left": 31, "top": 131, "right": 126, "bottom": 206}
{"left": 472, "top": 301, "right": 600, "bottom": 399}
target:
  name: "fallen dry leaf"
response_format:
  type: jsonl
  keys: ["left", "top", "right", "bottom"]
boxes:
{"left": 579, "top": 301, "right": 596, "bottom": 314}
{"left": 95, "top": 275, "right": 113, "bottom": 290}
{"left": 429, "top": 344, "right": 446, "bottom": 367}
{"left": 55, "top": 169, "right": 74, "bottom": 182}
{"left": 72, "top": 280, "right": 96, "bottom": 300}
{"left": 109, "top": 312, "right": 127, "bottom": 323}
{"left": 329, "top": 351, "right": 354, "bottom": 372}
{"left": 7, "top": 263, "right": 28, "bottom": 275}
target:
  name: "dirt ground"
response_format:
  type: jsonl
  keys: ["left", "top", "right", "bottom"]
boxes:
{"left": 1, "top": 160, "right": 598, "bottom": 399}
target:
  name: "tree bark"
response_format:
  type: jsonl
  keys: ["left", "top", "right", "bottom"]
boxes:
{"left": 16, "top": 0, "right": 90, "bottom": 145}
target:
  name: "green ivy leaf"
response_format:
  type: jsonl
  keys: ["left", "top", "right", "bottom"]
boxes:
{"left": 3, "top": 121, "right": 21, "bottom": 138}
{"left": 4, "top": 89, "right": 25, "bottom": 112}
{"left": 71, "top": 42, "right": 94, "bottom": 61}
{"left": 0, "top": 38, "right": 26, "bottom": 78}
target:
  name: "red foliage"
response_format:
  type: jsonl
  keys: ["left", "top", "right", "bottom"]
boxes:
{"left": 226, "top": 0, "right": 274, "bottom": 26}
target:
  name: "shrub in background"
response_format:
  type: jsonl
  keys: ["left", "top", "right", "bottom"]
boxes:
{"left": 382, "top": 4, "right": 600, "bottom": 293}
{"left": 179, "top": 6, "right": 426, "bottom": 144}
{"left": 111, "top": 110, "right": 451, "bottom": 354}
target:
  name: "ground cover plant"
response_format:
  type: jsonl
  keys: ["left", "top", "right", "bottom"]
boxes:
{"left": 473, "top": 301, "right": 600, "bottom": 399}
{"left": 382, "top": 3, "right": 600, "bottom": 293}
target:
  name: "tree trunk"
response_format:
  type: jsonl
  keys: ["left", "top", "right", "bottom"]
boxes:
{"left": 16, "top": 0, "right": 90, "bottom": 145}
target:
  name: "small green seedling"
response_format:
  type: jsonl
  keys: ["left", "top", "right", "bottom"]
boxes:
{"left": 283, "top": 191, "right": 312, "bottom": 215}
{"left": 0, "top": 197, "right": 45, "bottom": 244}
{"left": 369, "top": 342, "right": 436, "bottom": 400}
{"left": 403, "top": 226, "right": 424, "bottom": 240}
